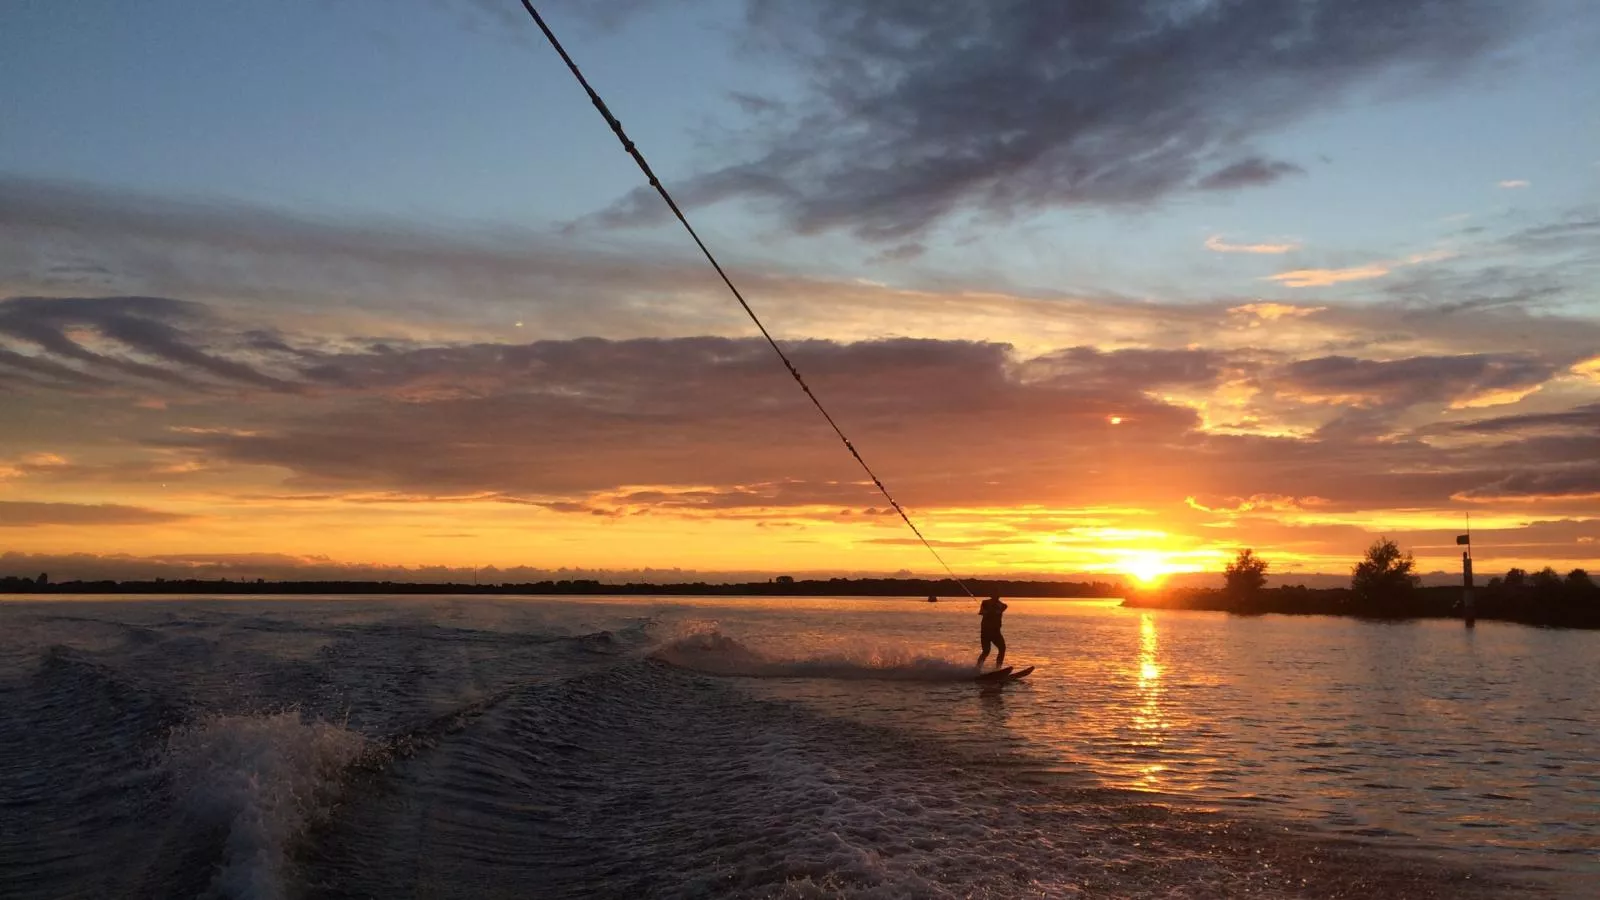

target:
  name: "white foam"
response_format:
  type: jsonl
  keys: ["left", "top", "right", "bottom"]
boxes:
{"left": 650, "top": 627, "right": 974, "bottom": 682}
{"left": 166, "top": 711, "right": 367, "bottom": 900}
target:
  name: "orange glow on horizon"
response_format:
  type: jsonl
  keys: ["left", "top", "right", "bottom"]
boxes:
{"left": 3, "top": 475, "right": 1592, "bottom": 579}
{"left": 1119, "top": 550, "right": 1181, "bottom": 586}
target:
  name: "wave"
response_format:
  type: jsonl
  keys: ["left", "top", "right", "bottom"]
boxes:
{"left": 294, "top": 659, "right": 1528, "bottom": 900}
{"left": 649, "top": 627, "right": 975, "bottom": 682}
{"left": 165, "top": 711, "right": 368, "bottom": 900}
{"left": 7, "top": 604, "right": 1546, "bottom": 899}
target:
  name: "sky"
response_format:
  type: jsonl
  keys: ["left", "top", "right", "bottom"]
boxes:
{"left": 2, "top": 0, "right": 1599, "bottom": 585}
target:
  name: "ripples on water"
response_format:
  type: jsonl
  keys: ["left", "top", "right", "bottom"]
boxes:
{"left": 0, "top": 595, "right": 1592, "bottom": 898}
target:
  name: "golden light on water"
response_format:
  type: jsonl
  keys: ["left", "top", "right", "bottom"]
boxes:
{"left": 1132, "top": 613, "right": 1167, "bottom": 787}
{"left": 1139, "top": 613, "right": 1162, "bottom": 685}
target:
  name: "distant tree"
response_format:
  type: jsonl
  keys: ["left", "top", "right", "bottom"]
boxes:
{"left": 1224, "top": 549, "right": 1269, "bottom": 598}
{"left": 775, "top": 575, "right": 795, "bottom": 585}
{"left": 1351, "top": 537, "right": 1417, "bottom": 603}
{"left": 1567, "top": 568, "right": 1593, "bottom": 589}
{"left": 1531, "top": 567, "right": 1562, "bottom": 592}
{"left": 1503, "top": 568, "right": 1527, "bottom": 588}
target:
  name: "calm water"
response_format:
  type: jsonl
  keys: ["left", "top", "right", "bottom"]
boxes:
{"left": 0, "top": 595, "right": 1594, "bottom": 898}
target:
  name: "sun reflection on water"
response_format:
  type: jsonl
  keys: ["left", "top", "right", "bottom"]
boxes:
{"left": 1132, "top": 613, "right": 1168, "bottom": 788}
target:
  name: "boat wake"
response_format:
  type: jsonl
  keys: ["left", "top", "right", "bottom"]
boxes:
{"left": 166, "top": 712, "right": 369, "bottom": 900}
{"left": 0, "top": 600, "right": 1557, "bottom": 899}
{"left": 650, "top": 627, "right": 974, "bottom": 682}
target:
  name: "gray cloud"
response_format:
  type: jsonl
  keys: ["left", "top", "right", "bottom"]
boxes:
{"left": 1022, "top": 346, "right": 1226, "bottom": 390}
{"left": 0, "top": 295, "right": 295, "bottom": 394}
{"left": 1447, "top": 402, "right": 1600, "bottom": 435}
{"left": 1457, "top": 464, "right": 1600, "bottom": 500}
{"left": 0, "top": 178, "right": 745, "bottom": 338}
{"left": 0, "top": 293, "right": 1588, "bottom": 517}
{"left": 591, "top": 0, "right": 1523, "bottom": 240}
{"left": 1196, "top": 158, "right": 1306, "bottom": 192}
{"left": 0, "top": 502, "right": 191, "bottom": 527}
{"left": 119, "top": 329, "right": 1575, "bottom": 517}
{"left": 7, "top": 179, "right": 1600, "bottom": 371}
{"left": 1504, "top": 211, "right": 1600, "bottom": 253}
{"left": 1274, "top": 353, "right": 1560, "bottom": 409}
{"left": 2, "top": 291, "right": 1594, "bottom": 522}
{"left": 160, "top": 335, "right": 1210, "bottom": 505}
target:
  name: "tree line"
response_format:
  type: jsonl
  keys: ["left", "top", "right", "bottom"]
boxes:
{"left": 1179, "top": 539, "right": 1599, "bottom": 628}
{"left": 0, "top": 574, "right": 1122, "bottom": 598}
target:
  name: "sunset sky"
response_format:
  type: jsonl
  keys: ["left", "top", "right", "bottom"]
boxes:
{"left": 3, "top": 0, "right": 1598, "bottom": 584}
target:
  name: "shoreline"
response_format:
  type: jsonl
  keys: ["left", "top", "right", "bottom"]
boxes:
{"left": 0, "top": 575, "right": 1119, "bottom": 599}
{"left": 6, "top": 577, "right": 1597, "bottom": 630}
{"left": 1124, "top": 584, "right": 1600, "bottom": 630}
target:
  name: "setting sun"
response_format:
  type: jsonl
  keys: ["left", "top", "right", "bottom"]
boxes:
{"left": 1122, "top": 552, "right": 1173, "bottom": 585}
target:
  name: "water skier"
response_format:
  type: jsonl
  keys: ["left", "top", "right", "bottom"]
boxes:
{"left": 976, "top": 594, "right": 1007, "bottom": 670}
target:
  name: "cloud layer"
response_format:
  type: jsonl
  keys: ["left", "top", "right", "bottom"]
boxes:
{"left": 592, "top": 0, "right": 1521, "bottom": 240}
{"left": 3, "top": 295, "right": 1596, "bottom": 524}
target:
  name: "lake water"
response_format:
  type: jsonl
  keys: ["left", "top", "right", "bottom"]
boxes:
{"left": 1, "top": 595, "right": 1594, "bottom": 898}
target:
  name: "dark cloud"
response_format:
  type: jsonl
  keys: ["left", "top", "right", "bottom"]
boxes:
{"left": 138, "top": 331, "right": 1574, "bottom": 518}
{"left": 1456, "top": 464, "right": 1600, "bottom": 501}
{"left": 0, "top": 345, "right": 114, "bottom": 391}
{"left": 1504, "top": 211, "right": 1600, "bottom": 253}
{"left": 1196, "top": 158, "right": 1305, "bottom": 192}
{"left": 1023, "top": 346, "right": 1225, "bottom": 390}
{"left": 872, "top": 242, "right": 927, "bottom": 263}
{"left": 1447, "top": 402, "right": 1600, "bottom": 435}
{"left": 7, "top": 180, "right": 1600, "bottom": 371}
{"left": 0, "top": 295, "right": 295, "bottom": 394}
{"left": 137, "top": 333, "right": 1211, "bottom": 507}
{"left": 593, "top": 0, "right": 1521, "bottom": 240}
{"left": 728, "top": 90, "right": 785, "bottom": 116}
{"left": 2, "top": 292, "right": 1595, "bottom": 530}
{"left": 0, "top": 502, "right": 191, "bottom": 527}
{"left": 1273, "top": 353, "right": 1558, "bottom": 409}
{"left": 0, "top": 178, "right": 750, "bottom": 338}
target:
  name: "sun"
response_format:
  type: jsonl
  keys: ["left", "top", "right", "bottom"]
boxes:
{"left": 1122, "top": 552, "right": 1172, "bottom": 586}
{"left": 1128, "top": 560, "right": 1166, "bottom": 585}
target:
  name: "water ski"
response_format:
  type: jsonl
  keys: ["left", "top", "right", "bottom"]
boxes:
{"left": 975, "top": 665, "right": 1034, "bottom": 683}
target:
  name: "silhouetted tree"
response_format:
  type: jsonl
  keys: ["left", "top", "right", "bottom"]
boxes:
{"left": 1531, "top": 567, "right": 1562, "bottom": 591}
{"left": 1351, "top": 537, "right": 1417, "bottom": 604}
{"left": 1503, "top": 567, "right": 1527, "bottom": 588}
{"left": 1567, "top": 568, "right": 1593, "bottom": 590}
{"left": 1224, "top": 549, "right": 1269, "bottom": 598}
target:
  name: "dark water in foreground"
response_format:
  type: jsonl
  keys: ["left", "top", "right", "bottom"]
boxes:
{"left": 0, "top": 595, "right": 1593, "bottom": 898}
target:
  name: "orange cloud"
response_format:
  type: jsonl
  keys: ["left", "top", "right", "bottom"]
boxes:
{"left": 1266, "top": 265, "right": 1391, "bottom": 287}
{"left": 1448, "top": 385, "right": 1544, "bottom": 409}
{"left": 1227, "top": 302, "right": 1325, "bottom": 321}
{"left": 1205, "top": 235, "right": 1301, "bottom": 254}
{"left": 1185, "top": 494, "right": 1329, "bottom": 515}
{"left": 1264, "top": 246, "right": 1455, "bottom": 288}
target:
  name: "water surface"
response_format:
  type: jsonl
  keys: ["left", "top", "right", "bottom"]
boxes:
{"left": 0, "top": 595, "right": 1592, "bottom": 898}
